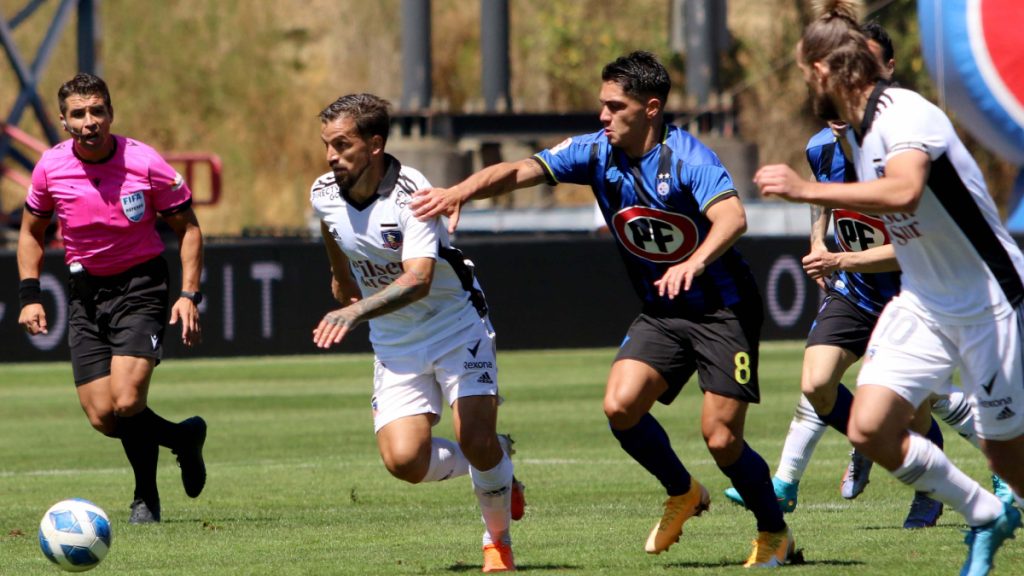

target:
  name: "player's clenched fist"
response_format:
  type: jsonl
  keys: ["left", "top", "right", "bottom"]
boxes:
{"left": 754, "top": 164, "right": 809, "bottom": 202}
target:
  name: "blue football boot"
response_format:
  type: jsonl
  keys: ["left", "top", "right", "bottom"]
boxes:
{"left": 723, "top": 476, "right": 799, "bottom": 513}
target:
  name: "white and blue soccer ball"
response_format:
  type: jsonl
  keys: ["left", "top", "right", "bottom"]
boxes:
{"left": 38, "top": 498, "right": 112, "bottom": 572}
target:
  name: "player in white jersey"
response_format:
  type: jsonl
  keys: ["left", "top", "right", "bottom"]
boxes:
{"left": 309, "top": 93, "right": 521, "bottom": 573}
{"left": 754, "top": 2, "right": 1023, "bottom": 575}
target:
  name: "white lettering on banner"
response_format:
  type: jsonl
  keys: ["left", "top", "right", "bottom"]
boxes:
{"left": 766, "top": 256, "right": 805, "bottom": 328}
{"left": 223, "top": 265, "right": 234, "bottom": 341}
{"left": 251, "top": 262, "right": 283, "bottom": 339}
{"left": 30, "top": 274, "right": 67, "bottom": 350}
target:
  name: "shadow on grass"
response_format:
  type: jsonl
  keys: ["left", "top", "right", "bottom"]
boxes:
{"left": 666, "top": 549, "right": 863, "bottom": 569}
{"left": 448, "top": 563, "right": 578, "bottom": 572}
{"left": 146, "top": 516, "right": 282, "bottom": 526}
{"left": 860, "top": 519, "right": 962, "bottom": 531}
{"left": 664, "top": 559, "right": 864, "bottom": 568}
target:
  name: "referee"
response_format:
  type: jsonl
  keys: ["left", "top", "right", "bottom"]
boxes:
{"left": 17, "top": 73, "right": 207, "bottom": 524}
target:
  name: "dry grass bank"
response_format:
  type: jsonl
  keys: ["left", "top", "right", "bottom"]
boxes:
{"left": 1, "top": 0, "right": 1014, "bottom": 234}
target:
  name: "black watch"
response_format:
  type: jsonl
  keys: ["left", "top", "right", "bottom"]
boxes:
{"left": 180, "top": 290, "right": 204, "bottom": 305}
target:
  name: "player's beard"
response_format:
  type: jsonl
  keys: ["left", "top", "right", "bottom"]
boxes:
{"left": 811, "top": 90, "right": 842, "bottom": 123}
{"left": 333, "top": 162, "right": 368, "bottom": 192}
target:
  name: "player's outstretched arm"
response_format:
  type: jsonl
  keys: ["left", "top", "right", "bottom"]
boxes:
{"left": 654, "top": 196, "right": 747, "bottom": 299}
{"left": 313, "top": 257, "right": 435, "bottom": 349}
{"left": 17, "top": 210, "right": 50, "bottom": 335}
{"left": 163, "top": 208, "right": 204, "bottom": 347}
{"left": 411, "top": 158, "right": 547, "bottom": 233}
{"left": 756, "top": 151, "right": 929, "bottom": 213}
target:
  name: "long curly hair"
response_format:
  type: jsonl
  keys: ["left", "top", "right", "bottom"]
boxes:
{"left": 800, "top": 0, "right": 882, "bottom": 103}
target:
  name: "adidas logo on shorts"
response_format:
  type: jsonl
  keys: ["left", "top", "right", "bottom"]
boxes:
{"left": 997, "top": 406, "right": 1016, "bottom": 421}
{"left": 477, "top": 373, "right": 493, "bottom": 384}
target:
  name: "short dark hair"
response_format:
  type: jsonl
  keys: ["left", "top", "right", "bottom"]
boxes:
{"left": 861, "top": 21, "right": 894, "bottom": 62}
{"left": 318, "top": 93, "right": 391, "bottom": 144}
{"left": 601, "top": 51, "right": 671, "bottom": 106}
{"left": 58, "top": 73, "right": 113, "bottom": 116}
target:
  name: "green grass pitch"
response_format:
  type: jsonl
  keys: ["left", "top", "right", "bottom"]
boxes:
{"left": 1, "top": 342, "right": 1018, "bottom": 574}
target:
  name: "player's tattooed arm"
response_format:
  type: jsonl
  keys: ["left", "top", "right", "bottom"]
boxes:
{"left": 326, "top": 267, "right": 429, "bottom": 326}
{"left": 809, "top": 204, "right": 831, "bottom": 251}
{"left": 313, "top": 258, "right": 435, "bottom": 348}
{"left": 804, "top": 204, "right": 833, "bottom": 289}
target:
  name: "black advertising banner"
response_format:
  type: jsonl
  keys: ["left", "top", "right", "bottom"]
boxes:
{"left": 0, "top": 236, "right": 825, "bottom": 362}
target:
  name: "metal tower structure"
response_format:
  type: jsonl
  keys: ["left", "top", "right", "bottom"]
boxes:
{"left": 1, "top": 0, "right": 99, "bottom": 183}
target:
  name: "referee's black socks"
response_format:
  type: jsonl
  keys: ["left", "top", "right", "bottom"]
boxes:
{"left": 120, "top": 407, "right": 184, "bottom": 450}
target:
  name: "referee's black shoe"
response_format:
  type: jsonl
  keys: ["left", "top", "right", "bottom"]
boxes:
{"left": 129, "top": 498, "right": 160, "bottom": 524}
{"left": 174, "top": 416, "right": 207, "bottom": 498}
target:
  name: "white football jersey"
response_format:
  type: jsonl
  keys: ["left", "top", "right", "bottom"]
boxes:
{"left": 310, "top": 155, "right": 489, "bottom": 354}
{"left": 850, "top": 86, "right": 1024, "bottom": 323}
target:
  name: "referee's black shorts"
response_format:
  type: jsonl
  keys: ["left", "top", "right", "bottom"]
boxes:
{"left": 68, "top": 257, "right": 169, "bottom": 386}
{"left": 614, "top": 298, "right": 763, "bottom": 405}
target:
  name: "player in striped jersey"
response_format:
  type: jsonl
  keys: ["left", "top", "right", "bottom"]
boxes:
{"left": 413, "top": 51, "right": 794, "bottom": 568}
{"left": 756, "top": 3, "right": 1023, "bottom": 574}
{"left": 726, "top": 24, "right": 992, "bottom": 528}
{"left": 309, "top": 94, "right": 521, "bottom": 573}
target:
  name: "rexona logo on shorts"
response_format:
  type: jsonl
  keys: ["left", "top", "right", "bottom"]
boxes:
{"left": 612, "top": 206, "right": 699, "bottom": 263}
{"left": 121, "top": 191, "right": 146, "bottom": 222}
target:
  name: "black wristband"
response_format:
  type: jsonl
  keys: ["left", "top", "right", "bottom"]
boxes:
{"left": 19, "top": 278, "right": 42, "bottom": 308}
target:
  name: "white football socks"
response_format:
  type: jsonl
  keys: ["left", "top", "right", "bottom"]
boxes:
{"left": 471, "top": 452, "right": 514, "bottom": 546}
{"left": 421, "top": 437, "right": 470, "bottom": 483}
{"left": 930, "top": 391, "right": 980, "bottom": 449}
{"left": 893, "top": 432, "right": 1003, "bottom": 527}
{"left": 775, "top": 395, "right": 828, "bottom": 484}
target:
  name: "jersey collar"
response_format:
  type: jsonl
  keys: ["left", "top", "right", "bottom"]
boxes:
{"left": 72, "top": 134, "right": 119, "bottom": 164}
{"left": 855, "top": 79, "right": 891, "bottom": 146}
{"left": 342, "top": 154, "right": 401, "bottom": 211}
{"left": 376, "top": 153, "right": 401, "bottom": 198}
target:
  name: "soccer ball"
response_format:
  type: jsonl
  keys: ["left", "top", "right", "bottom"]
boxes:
{"left": 38, "top": 498, "right": 112, "bottom": 572}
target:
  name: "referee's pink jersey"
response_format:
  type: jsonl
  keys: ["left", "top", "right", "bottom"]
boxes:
{"left": 26, "top": 136, "right": 192, "bottom": 276}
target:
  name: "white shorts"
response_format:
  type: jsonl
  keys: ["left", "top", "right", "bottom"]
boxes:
{"left": 371, "top": 318, "right": 499, "bottom": 433}
{"left": 858, "top": 297, "right": 1024, "bottom": 440}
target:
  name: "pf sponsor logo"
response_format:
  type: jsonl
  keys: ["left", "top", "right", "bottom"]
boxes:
{"left": 121, "top": 191, "right": 146, "bottom": 222}
{"left": 833, "top": 210, "right": 890, "bottom": 252}
{"left": 611, "top": 206, "right": 699, "bottom": 263}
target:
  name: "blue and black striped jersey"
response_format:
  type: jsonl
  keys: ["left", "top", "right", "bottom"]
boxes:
{"left": 534, "top": 125, "right": 757, "bottom": 316}
{"left": 806, "top": 127, "right": 901, "bottom": 316}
